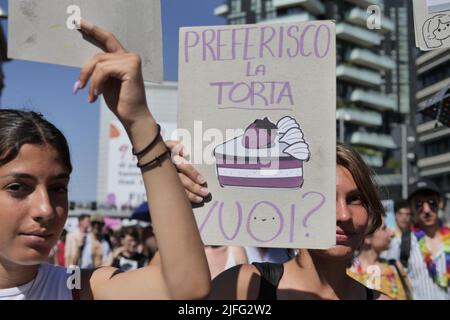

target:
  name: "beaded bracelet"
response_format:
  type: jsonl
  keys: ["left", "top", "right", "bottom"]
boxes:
{"left": 137, "top": 148, "right": 171, "bottom": 169}
{"left": 132, "top": 124, "right": 162, "bottom": 157}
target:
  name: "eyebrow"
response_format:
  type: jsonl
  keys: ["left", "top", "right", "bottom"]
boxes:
{"left": 346, "top": 190, "right": 362, "bottom": 197}
{"left": 0, "top": 172, "right": 70, "bottom": 181}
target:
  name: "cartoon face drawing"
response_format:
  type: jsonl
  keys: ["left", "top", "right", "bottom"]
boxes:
{"left": 434, "top": 20, "right": 450, "bottom": 40}
{"left": 247, "top": 203, "right": 284, "bottom": 243}
{"left": 423, "top": 14, "right": 450, "bottom": 48}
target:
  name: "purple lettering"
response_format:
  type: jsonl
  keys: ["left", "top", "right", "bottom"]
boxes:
{"left": 210, "top": 82, "right": 234, "bottom": 105}
{"left": 259, "top": 26, "right": 276, "bottom": 58}
{"left": 243, "top": 27, "right": 257, "bottom": 60}
{"left": 247, "top": 201, "right": 284, "bottom": 243}
{"left": 278, "top": 26, "right": 284, "bottom": 58}
{"left": 287, "top": 25, "right": 300, "bottom": 58}
{"left": 314, "top": 24, "right": 332, "bottom": 59}
{"left": 218, "top": 202, "right": 243, "bottom": 240}
{"left": 198, "top": 201, "right": 219, "bottom": 234}
{"left": 184, "top": 31, "right": 200, "bottom": 63}
{"left": 300, "top": 24, "right": 315, "bottom": 57}
{"left": 277, "top": 82, "right": 294, "bottom": 106}
{"left": 202, "top": 29, "right": 217, "bottom": 61}
{"left": 251, "top": 82, "right": 269, "bottom": 106}
{"left": 229, "top": 82, "right": 251, "bottom": 104}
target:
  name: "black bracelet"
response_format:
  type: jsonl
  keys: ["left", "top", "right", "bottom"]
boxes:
{"left": 137, "top": 148, "right": 171, "bottom": 169}
{"left": 132, "top": 124, "right": 162, "bottom": 157}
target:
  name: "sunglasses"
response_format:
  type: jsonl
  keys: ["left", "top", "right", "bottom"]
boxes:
{"left": 414, "top": 199, "right": 438, "bottom": 213}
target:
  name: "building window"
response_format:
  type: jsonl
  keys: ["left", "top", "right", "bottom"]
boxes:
{"left": 231, "top": 0, "right": 241, "bottom": 13}
{"left": 417, "top": 60, "right": 450, "bottom": 91}
{"left": 423, "top": 136, "right": 450, "bottom": 158}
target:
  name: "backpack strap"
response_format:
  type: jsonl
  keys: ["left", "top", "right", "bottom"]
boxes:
{"left": 399, "top": 230, "right": 411, "bottom": 269}
{"left": 252, "top": 262, "right": 284, "bottom": 300}
{"left": 71, "top": 288, "right": 80, "bottom": 300}
{"left": 389, "top": 259, "right": 412, "bottom": 300}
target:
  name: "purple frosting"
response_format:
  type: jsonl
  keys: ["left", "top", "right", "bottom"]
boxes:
{"left": 242, "top": 117, "right": 277, "bottom": 149}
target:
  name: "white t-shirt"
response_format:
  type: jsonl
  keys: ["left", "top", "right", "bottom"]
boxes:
{"left": 0, "top": 263, "right": 74, "bottom": 300}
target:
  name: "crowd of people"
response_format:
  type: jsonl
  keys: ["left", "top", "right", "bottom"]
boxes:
{"left": 0, "top": 19, "right": 448, "bottom": 300}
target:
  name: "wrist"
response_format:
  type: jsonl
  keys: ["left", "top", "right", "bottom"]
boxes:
{"left": 125, "top": 112, "right": 158, "bottom": 151}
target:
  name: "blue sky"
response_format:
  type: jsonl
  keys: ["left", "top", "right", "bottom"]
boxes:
{"left": 0, "top": 0, "right": 225, "bottom": 202}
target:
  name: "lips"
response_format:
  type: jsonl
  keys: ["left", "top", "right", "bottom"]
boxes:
{"left": 19, "top": 230, "right": 53, "bottom": 240}
{"left": 336, "top": 229, "right": 355, "bottom": 243}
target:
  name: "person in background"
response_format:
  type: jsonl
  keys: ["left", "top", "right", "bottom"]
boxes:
{"left": 54, "top": 229, "right": 67, "bottom": 267}
{"left": 390, "top": 178, "right": 449, "bottom": 299}
{"left": 205, "top": 246, "right": 248, "bottom": 279}
{"left": 79, "top": 216, "right": 111, "bottom": 269}
{"left": 110, "top": 227, "right": 148, "bottom": 272}
{"left": 347, "top": 217, "right": 412, "bottom": 300}
{"left": 245, "top": 247, "right": 295, "bottom": 264}
{"left": 383, "top": 200, "right": 412, "bottom": 265}
{"left": 394, "top": 200, "right": 412, "bottom": 236}
{"left": 64, "top": 214, "right": 90, "bottom": 266}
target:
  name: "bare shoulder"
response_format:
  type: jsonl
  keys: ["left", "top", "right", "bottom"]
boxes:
{"left": 230, "top": 246, "right": 249, "bottom": 264}
{"left": 79, "top": 266, "right": 123, "bottom": 300}
{"left": 209, "top": 263, "right": 261, "bottom": 300}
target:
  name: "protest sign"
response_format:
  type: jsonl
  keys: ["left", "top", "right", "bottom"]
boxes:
{"left": 8, "top": 0, "right": 163, "bottom": 82}
{"left": 178, "top": 21, "right": 336, "bottom": 249}
{"left": 413, "top": 0, "right": 450, "bottom": 50}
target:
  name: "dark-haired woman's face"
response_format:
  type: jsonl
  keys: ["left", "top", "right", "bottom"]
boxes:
{"left": 0, "top": 144, "right": 69, "bottom": 265}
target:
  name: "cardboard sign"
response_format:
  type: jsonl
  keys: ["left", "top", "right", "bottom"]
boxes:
{"left": 413, "top": 0, "right": 450, "bottom": 50}
{"left": 8, "top": 0, "right": 163, "bottom": 82}
{"left": 427, "top": 0, "right": 450, "bottom": 14}
{"left": 178, "top": 21, "right": 336, "bottom": 249}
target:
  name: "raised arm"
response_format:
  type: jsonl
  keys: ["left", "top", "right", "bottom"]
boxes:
{"left": 76, "top": 19, "right": 210, "bottom": 300}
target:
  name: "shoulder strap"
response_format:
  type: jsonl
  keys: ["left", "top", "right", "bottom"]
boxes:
{"left": 389, "top": 259, "right": 412, "bottom": 300}
{"left": 252, "top": 262, "right": 284, "bottom": 300}
{"left": 71, "top": 288, "right": 80, "bottom": 300}
{"left": 399, "top": 231, "right": 411, "bottom": 269}
{"left": 366, "top": 287, "right": 374, "bottom": 300}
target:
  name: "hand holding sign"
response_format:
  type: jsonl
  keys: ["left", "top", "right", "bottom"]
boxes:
{"left": 76, "top": 19, "right": 150, "bottom": 129}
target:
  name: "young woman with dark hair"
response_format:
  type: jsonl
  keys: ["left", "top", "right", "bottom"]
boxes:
{"left": 0, "top": 20, "right": 210, "bottom": 300}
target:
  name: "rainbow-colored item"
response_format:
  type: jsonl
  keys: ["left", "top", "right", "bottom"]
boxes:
{"left": 412, "top": 225, "right": 450, "bottom": 289}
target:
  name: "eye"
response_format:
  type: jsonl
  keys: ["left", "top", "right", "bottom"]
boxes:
{"left": 272, "top": 217, "right": 275, "bottom": 220}
{"left": 347, "top": 194, "right": 362, "bottom": 205}
{"left": 6, "top": 183, "right": 31, "bottom": 197}
{"left": 438, "top": 29, "right": 442, "bottom": 32}
{"left": 49, "top": 184, "right": 69, "bottom": 194}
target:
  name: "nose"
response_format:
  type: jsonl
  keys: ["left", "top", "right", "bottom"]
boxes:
{"left": 336, "top": 198, "right": 351, "bottom": 223}
{"left": 421, "top": 202, "right": 433, "bottom": 214}
{"left": 30, "top": 186, "right": 55, "bottom": 222}
{"left": 387, "top": 228, "right": 394, "bottom": 238}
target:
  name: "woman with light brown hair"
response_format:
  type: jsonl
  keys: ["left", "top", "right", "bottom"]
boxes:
{"left": 178, "top": 143, "right": 389, "bottom": 300}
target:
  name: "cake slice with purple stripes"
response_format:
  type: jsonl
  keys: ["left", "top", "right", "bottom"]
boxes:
{"left": 214, "top": 116, "right": 310, "bottom": 189}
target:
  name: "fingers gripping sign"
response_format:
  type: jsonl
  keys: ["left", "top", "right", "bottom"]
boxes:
{"left": 75, "top": 19, "right": 149, "bottom": 126}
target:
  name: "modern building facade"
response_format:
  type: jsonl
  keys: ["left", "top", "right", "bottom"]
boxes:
{"left": 215, "top": 0, "right": 415, "bottom": 200}
{"left": 415, "top": 48, "right": 450, "bottom": 200}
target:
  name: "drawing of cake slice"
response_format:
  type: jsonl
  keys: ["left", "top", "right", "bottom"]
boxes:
{"left": 214, "top": 116, "right": 310, "bottom": 189}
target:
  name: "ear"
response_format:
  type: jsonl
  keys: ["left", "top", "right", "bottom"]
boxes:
{"left": 364, "top": 235, "right": 372, "bottom": 246}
